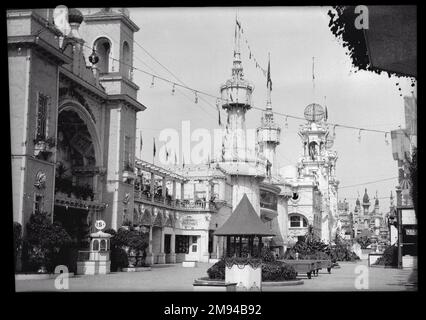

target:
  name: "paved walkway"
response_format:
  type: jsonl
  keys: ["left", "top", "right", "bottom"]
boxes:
{"left": 15, "top": 260, "right": 415, "bottom": 292}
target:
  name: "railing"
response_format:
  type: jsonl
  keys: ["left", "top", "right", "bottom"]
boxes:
{"left": 134, "top": 192, "right": 216, "bottom": 211}
{"left": 77, "top": 251, "right": 91, "bottom": 261}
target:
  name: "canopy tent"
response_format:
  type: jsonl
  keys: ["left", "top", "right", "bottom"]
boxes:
{"left": 215, "top": 193, "right": 275, "bottom": 257}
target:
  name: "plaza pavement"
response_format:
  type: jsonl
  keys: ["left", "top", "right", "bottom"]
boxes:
{"left": 15, "top": 259, "right": 415, "bottom": 292}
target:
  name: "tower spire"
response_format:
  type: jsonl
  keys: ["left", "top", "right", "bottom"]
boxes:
{"left": 232, "top": 14, "right": 243, "bottom": 79}
{"left": 266, "top": 52, "right": 272, "bottom": 110}
{"left": 312, "top": 56, "right": 316, "bottom": 100}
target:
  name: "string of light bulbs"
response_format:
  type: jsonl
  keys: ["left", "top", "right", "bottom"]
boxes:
{"left": 32, "top": 21, "right": 410, "bottom": 142}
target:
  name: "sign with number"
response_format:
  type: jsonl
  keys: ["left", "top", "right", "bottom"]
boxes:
{"left": 182, "top": 216, "right": 198, "bottom": 228}
{"left": 401, "top": 209, "right": 416, "bottom": 225}
{"left": 95, "top": 220, "right": 106, "bottom": 231}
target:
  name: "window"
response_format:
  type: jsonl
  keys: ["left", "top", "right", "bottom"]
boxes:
{"left": 175, "top": 235, "right": 189, "bottom": 254}
{"left": 34, "top": 194, "right": 43, "bottom": 213}
{"left": 290, "top": 215, "right": 308, "bottom": 228}
{"left": 36, "top": 93, "right": 49, "bottom": 140}
{"left": 123, "top": 136, "right": 132, "bottom": 170}
{"left": 94, "top": 37, "right": 111, "bottom": 73}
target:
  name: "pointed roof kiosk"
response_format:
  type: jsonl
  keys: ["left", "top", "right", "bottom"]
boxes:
{"left": 215, "top": 194, "right": 275, "bottom": 258}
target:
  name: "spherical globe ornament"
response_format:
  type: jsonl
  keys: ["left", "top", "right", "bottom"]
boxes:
{"left": 68, "top": 8, "right": 84, "bottom": 24}
{"left": 304, "top": 103, "right": 325, "bottom": 122}
{"left": 325, "top": 137, "right": 334, "bottom": 149}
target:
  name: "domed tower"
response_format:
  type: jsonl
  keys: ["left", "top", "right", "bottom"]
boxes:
{"left": 220, "top": 20, "right": 254, "bottom": 162}
{"left": 257, "top": 54, "right": 281, "bottom": 177}
{"left": 362, "top": 188, "right": 371, "bottom": 215}
{"left": 217, "top": 19, "right": 265, "bottom": 215}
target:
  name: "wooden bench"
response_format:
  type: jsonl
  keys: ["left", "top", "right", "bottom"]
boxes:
{"left": 279, "top": 260, "right": 317, "bottom": 279}
{"left": 316, "top": 260, "right": 332, "bottom": 274}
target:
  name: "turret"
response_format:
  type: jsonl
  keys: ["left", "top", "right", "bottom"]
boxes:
{"left": 257, "top": 54, "right": 280, "bottom": 176}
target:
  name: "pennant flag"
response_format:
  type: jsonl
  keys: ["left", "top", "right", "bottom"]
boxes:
{"left": 267, "top": 56, "right": 272, "bottom": 91}
{"left": 236, "top": 18, "right": 241, "bottom": 29}
{"left": 325, "top": 106, "right": 328, "bottom": 121}
{"left": 140, "top": 131, "right": 143, "bottom": 152}
{"left": 166, "top": 148, "right": 169, "bottom": 161}
{"left": 218, "top": 109, "right": 222, "bottom": 126}
{"left": 153, "top": 137, "right": 156, "bottom": 157}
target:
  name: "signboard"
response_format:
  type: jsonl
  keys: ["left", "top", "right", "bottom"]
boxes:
{"left": 95, "top": 220, "right": 106, "bottom": 231}
{"left": 401, "top": 209, "right": 416, "bottom": 225}
{"left": 181, "top": 216, "right": 198, "bottom": 229}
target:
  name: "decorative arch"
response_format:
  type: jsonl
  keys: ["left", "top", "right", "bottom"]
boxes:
{"left": 289, "top": 213, "right": 308, "bottom": 228}
{"left": 122, "top": 40, "right": 131, "bottom": 78}
{"left": 58, "top": 100, "right": 102, "bottom": 167}
{"left": 93, "top": 36, "right": 113, "bottom": 73}
{"left": 141, "top": 209, "right": 152, "bottom": 226}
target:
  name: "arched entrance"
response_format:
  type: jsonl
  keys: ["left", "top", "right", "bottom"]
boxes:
{"left": 53, "top": 104, "right": 102, "bottom": 272}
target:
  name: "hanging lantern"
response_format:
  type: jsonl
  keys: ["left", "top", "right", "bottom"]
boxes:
{"left": 151, "top": 76, "right": 155, "bottom": 87}
{"left": 171, "top": 83, "right": 175, "bottom": 95}
{"left": 88, "top": 48, "right": 99, "bottom": 65}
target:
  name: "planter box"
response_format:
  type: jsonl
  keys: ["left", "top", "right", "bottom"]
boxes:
{"left": 77, "top": 261, "right": 110, "bottom": 275}
{"left": 368, "top": 253, "right": 383, "bottom": 267}
{"left": 182, "top": 261, "right": 197, "bottom": 267}
{"left": 402, "top": 255, "right": 417, "bottom": 269}
{"left": 193, "top": 279, "right": 237, "bottom": 291}
{"left": 225, "top": 264, "right": 261, "bottom": 291}
{"left": 122, "top": 267, "right": 151, "bottom": 272}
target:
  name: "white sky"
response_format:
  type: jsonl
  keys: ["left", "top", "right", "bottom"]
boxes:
{"left": 127, "top": 6, "right": 416, "bottom": 212}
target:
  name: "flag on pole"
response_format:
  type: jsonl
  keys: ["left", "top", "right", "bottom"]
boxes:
{"left": 139, "top": 131, "right": 143, "bottom": 157}
{"left": 166, "top": 148, "right": 169, "bottom": 161}
{"left": 267, "top": 55, "right": 272, "bottom": 91}
{"left": 325, "top": 106, "right": 328, "bottom": 121}
{"left": 182, "top": 155, "right": 185, "bottom": 168}
{"left": 153, "top": 138, "right": 156, "bottom": 157}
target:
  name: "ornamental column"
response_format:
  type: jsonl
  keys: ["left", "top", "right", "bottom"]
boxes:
{"left": 158, "top": 227, "right": 166, "bottom": 264}
{"left": 169, "top": 233, "right": 176, "bottom": 263}
{"left": 146, "top": 225, "right": 154, "bottom": 265}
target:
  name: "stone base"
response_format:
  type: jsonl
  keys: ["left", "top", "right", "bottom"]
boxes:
{"left": 77, "top": 261, "right": 110, "bottom": 275}
{"left": 225, "top": 264, "right": 261, "bottom": 291}
{"left": 157, "top": 253, "right": 166, "bottom": 264}
{"left": 122, "top": 267, "right": 152, "bottom": 272}
{"left": 182, "top": 261, "right": 197, "bottom": 267}
{"left": 193, "top": 279, "right": 237, "bottom": 291}
{"left": 166, "top": 253, "right": 176, "bottom": 263}
{"left": 145, "top": 253, "right": 154, "bottom": 265}
{"left": 402, "top": 255, "right": 417, "bottom": 269}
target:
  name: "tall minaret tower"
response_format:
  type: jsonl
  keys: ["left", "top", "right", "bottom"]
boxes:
{"left": 218, "top": 18, "right": 265, "bottom": 215}
{"left": 297, "top": 58, "right": 339, "bottom": 243}
{"left": 257, "top": 54, "right": 281, "bottom": 178}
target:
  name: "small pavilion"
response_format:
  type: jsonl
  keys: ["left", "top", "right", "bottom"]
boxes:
{"left": 215, "top": 194, "right": 275, "bottom": 257}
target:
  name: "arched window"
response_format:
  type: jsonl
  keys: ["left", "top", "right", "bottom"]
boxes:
{"left": 93, "top": 37, "right": 111, "bottom": 73}
{"left": 122, "top": 41, "right": 131, "bottom": 79}
{"left": 289, "top": 214, "right": 308, "bottom": 228}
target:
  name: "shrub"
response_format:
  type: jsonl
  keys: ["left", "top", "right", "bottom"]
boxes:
{"left": 13, "top": 222, "right": 22, "bottom": 270}
{"left": 207, "top": 259, "right": 226, "bottom": 280}
{"left": 206, "top": 258, "right": 297, "bottom": 281}
{"left": 104, "top": 228, "right": 148, "bottom": 269}
{"left": 110, "top": 247, "right": 129, "bottom": 271}
{"left": 374, "top": 245, "right": 398, "bottom": 267}
{"left": 23, "top": 211, "right": 72, "bottom": 272}
{"left": 262, "top": 261, "right": 297, "bottom": 281}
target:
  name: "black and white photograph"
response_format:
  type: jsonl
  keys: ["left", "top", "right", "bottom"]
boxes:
{"left": 8, "top": 5, "right": 417, "bottom": 294}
